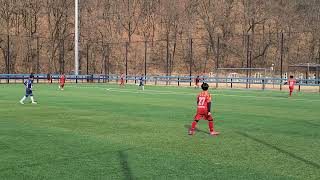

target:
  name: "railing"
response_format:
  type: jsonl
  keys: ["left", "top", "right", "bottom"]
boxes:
{"left": 0, "top": 74, "right": 319, "bottom": 92}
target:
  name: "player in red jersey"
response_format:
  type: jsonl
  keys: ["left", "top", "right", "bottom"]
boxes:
{"left": 47, "top": 73, "right": 52, "bottom": 83}
{"left": 189, "top": 83, "right": 220, "bottom": 136}
{"left": 59, "top": 73, "right": 66, "bottom": 91}
{"left": 287, "top": 75, "right": 296, "bottom": 97}
{"left": 120, "top": 73, "right": 125, "bottom": 87}
{"left": 194, "top": 76, "right": 200, "bottom": 88}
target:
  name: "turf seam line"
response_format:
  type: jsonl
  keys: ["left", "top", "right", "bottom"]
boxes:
{"left": 236, "top": 131, "right": 320, "bottom": 169}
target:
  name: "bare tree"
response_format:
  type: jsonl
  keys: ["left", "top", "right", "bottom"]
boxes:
{"left": 0, "top": 0, "right": 18, "bottom": 73}
{"left": 45, "top": 0, "right": 73, "bottom": 74}
{"left": 116, "top": 0, "right": 143, "bottom": 44}
{"left": 0, "top": 0, "right": 320, "bottom": 75}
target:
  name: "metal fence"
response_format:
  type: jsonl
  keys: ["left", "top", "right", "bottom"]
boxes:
{"left": 1, "top": 74, "right": 319, "bottom": 92}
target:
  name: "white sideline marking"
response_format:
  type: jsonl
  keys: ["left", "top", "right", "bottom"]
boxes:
{"left": 110, "top": 89, "right": 320, "bottom": 102}
{"left": 67, "top": 85, "right": 320, "bottom": 102}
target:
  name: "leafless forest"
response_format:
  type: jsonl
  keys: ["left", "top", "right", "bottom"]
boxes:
{"left": 0, "top": 0, "right": 320, "bottom": 76}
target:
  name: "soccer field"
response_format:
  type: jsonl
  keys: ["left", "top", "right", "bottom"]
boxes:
{"left": 0, "top": 83, "right": 319, "bottom": 179}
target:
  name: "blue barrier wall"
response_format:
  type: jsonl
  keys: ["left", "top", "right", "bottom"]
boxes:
{"left": 0, "top": 74, "right": 319, "bottom": 91}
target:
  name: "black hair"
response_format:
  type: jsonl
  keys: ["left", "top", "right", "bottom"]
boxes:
{"left": 29, "top": 74, "right": 34, "bottom": 78}
{"left": 201, "top": 83, "right": 209, "bottom": 91}
{"left": 290, "top": 75, "right": 293, "bottom": 78}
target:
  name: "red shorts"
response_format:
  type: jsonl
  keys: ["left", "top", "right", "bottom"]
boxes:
{"left": 289, "top": 87, "right": 294, "bottom": 92}
{"left": 194, "top": 113, "right": 213, "bottom": 121}
{"left": 120, "top": 79, "right": 124, "bottom": 84}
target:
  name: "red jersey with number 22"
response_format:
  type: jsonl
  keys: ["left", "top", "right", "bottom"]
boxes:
{"left": 197, "top": 91, "right": 211, "bottom": 114}
{"left": 288, "top": 79, "right": 296, "bottom": 89}
{"left": 60, "top": 75, "right": 65, "bottom": 84}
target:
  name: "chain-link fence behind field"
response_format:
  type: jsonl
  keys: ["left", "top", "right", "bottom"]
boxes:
{"left": 1, "top": 73, "right": 319, "bottom": 93}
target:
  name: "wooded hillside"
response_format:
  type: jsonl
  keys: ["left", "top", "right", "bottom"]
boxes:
{"left": 0, "top": 0, "right": 319, "bottom": 75}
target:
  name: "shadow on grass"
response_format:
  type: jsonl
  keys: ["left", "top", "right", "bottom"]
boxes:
{"left": 0, "top": 149, "right": 112, "bottom": 173}
{"left": 0, "top": 143, "right": 138, "bottom": 179}
{"left": 303, "top": 121, "right": 320, "bottom": 128}
{"left": 184, "top": 125, "right": 210, "bottom": 135}
{"left": 236, "top": 131, "right": 320, "bottom": 169}
{"left": 118, "top": 150, "right": 134, "bottom": 180}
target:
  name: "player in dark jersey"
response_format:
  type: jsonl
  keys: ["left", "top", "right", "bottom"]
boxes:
{"left": 189, "top": 83, "right": 219, "bottom": 136}
{"left": 139, "top": 74, "right": 145, "bottom": 90}
{"left": 20, "top": 74, "right": 37, "bottom": 104}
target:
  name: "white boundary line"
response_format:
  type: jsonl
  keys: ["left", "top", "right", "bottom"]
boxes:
{"left": 68, "top": 85, "right": 320, "bottom": 103}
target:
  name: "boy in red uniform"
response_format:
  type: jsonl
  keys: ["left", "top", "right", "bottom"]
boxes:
{"left": 120, "top": 73, "right": 125, "bottom": 87}
{"left": 189, "top": 83, "right": 220, "bottom": 136}
{"left": 47, "top": 73, "right": 51, "bottom": 83}
{"left": 59, "top": 73, "right": 66, "bottom": 91}
{"left": 287, "top": 75, "right": 296, "bottom": 97}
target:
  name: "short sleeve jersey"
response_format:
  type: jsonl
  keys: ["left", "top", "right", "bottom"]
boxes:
{"left": 195, "top": 78, "right": 200, "bottom": 84}
{"left": 24, "top": 80, "right": 33, "bottom": 90}
{"left": 288, "top": 79, "right": 296, "bottom": 88}
{"left": 197, "top": 91, "right": 211, "bottom": 114}
{"left": 60, "top": 75, "right": 65, "bottom": 83}
{"left": 139, "top": 77, "right": 144, "bottom": 84}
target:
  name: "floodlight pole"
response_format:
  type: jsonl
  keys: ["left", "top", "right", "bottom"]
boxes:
{"left": 280, "top": 32, "right": 284, "bottom": 90}
{"left": 6, "top": 34, "right": 10, "bottom": 83}
{"left": 249, "top": 50, "right": 252, "bottom": 88}
{"left": 318, "top": 48, "right": 320, "bottom": 92}
{"left": 216, "top": 36, "right": 220, "bottom": 88}
{"left": 166, "top": 33, "right": 169, "bottom": 85}
{"left": 144, "top": 41, "right": 147, "bottom": 82}
{"left": 7, "top": 34, "right": 10, "bottom": 74}
{"left": 86, "top": 43, "right": 89, "bottom": 75}
{"left": 317, "top": 45, "right": 320, "bottom": 85}
{"left": 189, "top": 38, "right": 193, "bottom": 87}
{"left": 37, "top": 36, "right": 40, "bottom": 83}
{"left": 125, "top": 42, "right": 128, "bottom": 83}
{"left": 307, "top": 63, "right": 309, "bottom": 84}
{"left": 246, "top": 35, "right": 250, "bottom": 88}
{"left": 74, "top": 0, "right": 79, "bottom": 75}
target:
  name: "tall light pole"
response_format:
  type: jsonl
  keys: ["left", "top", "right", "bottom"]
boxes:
{"left": 280, "top": 32, "right": 284, "bottom": 90}
{"left": 74, "top": 0, "right": 79, "bottom": 75}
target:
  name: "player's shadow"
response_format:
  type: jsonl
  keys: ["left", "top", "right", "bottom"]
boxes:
{"left": 0, "top": 144, "right": 138, "bottom": 179}
{"left": 303, "top": 121, "right": 320, "bottom": 128}
{"left": 184, "top": 125, "right": 210, "bottom": 135}
{"left": 236, "top": 131, "right": 320, "bottom": 169}
{"left": 0, "top": 149, "right": 114, "bottom": 173}
{"left": 118, "top": 148, "right": 135, "bottom": 180}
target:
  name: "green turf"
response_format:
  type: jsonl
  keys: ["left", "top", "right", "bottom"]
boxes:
{"left": 0, "top": 83, "right": 319, "bottom": 179}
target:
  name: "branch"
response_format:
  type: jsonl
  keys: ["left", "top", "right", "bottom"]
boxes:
{"left": 253, "top": 42, "right": 271, "bottom": 60}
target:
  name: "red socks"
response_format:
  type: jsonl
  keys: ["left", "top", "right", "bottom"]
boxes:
{"left": 191, "top": 121, "right": 197, "bottom": 130}
{"left": 208, "top": 121, "right": 214, "bottom": 132}
{"left": 191, "top": 121, "right": 214, "bottom": 132}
